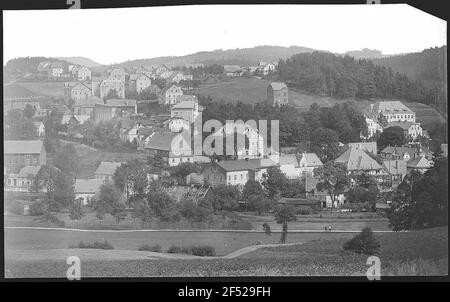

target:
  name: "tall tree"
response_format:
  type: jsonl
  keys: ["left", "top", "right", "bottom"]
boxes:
{"left": 314, "top": 161, "right": 350, "bottom": 210}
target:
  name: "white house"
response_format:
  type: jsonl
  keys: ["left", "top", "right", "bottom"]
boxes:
{"left": 74, "top": 179, "right": 104, "bottom": 205}
{"left": 371, "top": 101, "right": 416, "bottom": 123}
{"left": 159, "top": 85, "right": 183, "bottom": 105}
{"left": 100, "top": 78, "right": 125, "bottom": 99}
{"left": 135, "top": 74, "right": 152, "bottom": 94}
{"left": 77, "top": 67, "right": 92, "bottom": 81}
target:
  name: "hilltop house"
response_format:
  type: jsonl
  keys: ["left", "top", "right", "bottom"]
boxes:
{"left": 258, "top": 62, "right": 276, "bottom": 76}
{"left": 159, "top": 85, "right": 183, "bottom": 106}
{"left": 49, "top": 63, "right": 64, "bottom": 77}
{"left": 94, "top": 162, "right": 123, "bottom": 182}
{"left": 4, "top": 140, "right": 46, "bottom": 174}
{"left": 267, "top": 82, "right": 288, "bottom": 106}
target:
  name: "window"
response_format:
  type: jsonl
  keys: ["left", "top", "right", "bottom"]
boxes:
{"left": 234, "top": 175, "right": 237, "bottom": 180}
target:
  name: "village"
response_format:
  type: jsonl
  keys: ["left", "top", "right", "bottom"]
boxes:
{"left": 4, "top": 59, "right": 447, "bottom": 218}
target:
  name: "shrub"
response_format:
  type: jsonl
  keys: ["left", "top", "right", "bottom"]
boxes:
{"left": 138, "top": 244, "right": 162, "bottom": 252}
{"left": 29, "top": 201, "right": 48, "bottom": 216}
{"left": 70, "top": 240, "right": 114, "bottom": 250}
{"left": 190, "top": 245, "right": 216, "bottom": 256}
{"left": 7, "top": 202, "right": 25, "bottom": 215}
{"left": 343, "top": 227, "right": 381, "bottom": 255}
{"left": 36, "top": 211, "right": 65, "bottom": 227}
{"left": 166, "top": 245, "right": 182, "bottom": 254}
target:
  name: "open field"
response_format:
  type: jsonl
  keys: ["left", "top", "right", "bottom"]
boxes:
{"left": 194, "top": 77, "right": 446, "bottom": 128}
{"left": 5, "top": 228, "right": 355, "bottom": 257}
{"left": 5, "top": 227, "right": 447, "bottom": 277}
{"left": 16, "top": 81, "right": 66, "bottom": 98}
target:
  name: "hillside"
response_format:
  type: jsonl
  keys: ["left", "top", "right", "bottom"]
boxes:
{"left": 343, "top": 48, "right": 391, "bottom": 59}
{"left": 57, "top": 56, "right": 103, "bottom": 67}
{"left": 116, "top": 45, "right": 318, "bottom": 69}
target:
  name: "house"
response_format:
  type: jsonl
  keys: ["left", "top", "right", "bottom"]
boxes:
{"left": 143, "top": 131, "right": 193, "bottom": 166}
{"left": 363, "top": 117, "right": 383, "bottom": 139}
{"left": 74, "top": 179, "right": 104, "bottom": 205}
{"left": 371, "top": 101, "right": 416, "bottom": 124}
{"left": 100, "top": 78, "right": 125, "bottom": 99}
{"left": 335, "top": 146, "right": 386, "bottom": 178}
{"left": 279, "top": 154, "right": 300, "bottom": 179}
{"left": 347, "top": 142, "right": 377, "bottom": 155}
{"left": 186, "top": 172, "right": 205, "bottom": 185}
{"left": 160, "top": 70, "right": 175, "bottom": 80}
{"left": 167, "top": 72, "right": 188, "bottom": 83}
{"left": 382, "top": 160, "right": 407, "bottom": 183}
{"left": 166, "top": 117, "right": 190, "bottom": 132}
{"left": 223, "top": 65, "right": 242, "bottom": 77}
{"left": 298, "top": 152, "right": 323, "bottom": 177}
{"left": 109, "top": 67, "right": 129, "bottom": 82}
{"left": 380, "top": 145, "right": 433, "bottom": 161}
{"left": 33, "top": 121, "right": 45, "bottom": 137}
{"left": 77, "top": 67, "right": 92, "bottom": 81}
{"left": 49, "top": 63, "right": 64, "bottom": 77}
{"left": 135, "top": 74, "right": 152, "bottom": 94}
{"left": 153, "top": 64, "right": 170, "bottom": 76}
{"left": 141, "top": 84, "right": 161, "bottom": 98}
{"left": 4, "top": 165, "right": 41, "bottom": 192}
{"left": 386, "top": 121, "right": 423, "bottom": 140}
{"left": 267, "top": 82, "right": 288, "bottom": 106}
{"left": 94, "top": 162, "right": 123, "bottom": 182}
{"left": 204, "top": 158, "right": 278, "bottom": 187}
{"left": 258, "top": 62, "right": 276, "bottom": 76}
{"left": 71, "top": 82, "right": 92, "bottom": 101}
{"left": 74, "top": 96, "right": 103, "bottom": 116}
{"left": 407, "top": 156, "right": 432, "bottom": 174}
{"left": 174, "top": 94, "right": 198, "bottom": 105}
{"left": 61, "top": 114, "right": 91, "bottom": 126}
{"left": 4, "top": 140, "right": 46, "bottom": 174}
{"left": 170, "top": 100, "right": 203, "bottom": 123}
{"left": 159, "top": 85, "right": 183, "bottom": 105}
{"left": 94, "top": 99, "right": 137, "bottom": 122}
{"left": 305, "top": 175, "right": 346, "bottom": 208}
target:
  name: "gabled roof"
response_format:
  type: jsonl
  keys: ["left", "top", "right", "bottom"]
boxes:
{"left": 407, "top": 156, "right": 432, "bottom": 169}
{"left": 382, "top": 160, "right": 407, "bottom": 175}
{"left": 18, "top": 166, "right": 41, "bottom": 178}
{"left": 4, "top": 140, "right": 44, "bottom": 154}
{"left": 372, "top": 101, "right": 413, "bottom": 114}
{"left": 215, "top": 158, "right": 278, "bottom": 172}
{"left": 171, "top": 100, "right": 203, "bottom": 111}
{"left": 75, "top": 179, "right": 104, "bottom": 194}
{"left": 144, "top": 131, "right": 179, "bottom": 152}
{"left": 279, "top": 154, "right": 299, "bottom": 167}
{"left": 269, "top": 82, "right": 287, "bottom": 91}
{"left": 94, "top": 162, "right": 122, "bottom": 176}
{"left": 381, "top": 145, "right": 433, "bottom": 158}
{"left": 175, "top": 94, "right": 198, "bottom": 103}
{"left": 335, "top": 147, "right": 383, "bottom": 171}
{"left": 347, "top": 142, "right": 377, "bottom": 154}
{"left": 104, "top": 99, "right": 137, "bottom": 107}
{"left": 161, "top": 84, "right": 182, "bottom": 95}
{"left": 300, "top": 153, "right": 323, "bottom": 167}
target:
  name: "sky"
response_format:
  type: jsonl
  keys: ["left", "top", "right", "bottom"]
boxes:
{"left": 3, "top": 4, "right": 447, "bottom": 65}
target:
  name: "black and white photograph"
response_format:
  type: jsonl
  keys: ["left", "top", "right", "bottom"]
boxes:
{"left": 2, "top": 2, "right": 448, "bottom": 280}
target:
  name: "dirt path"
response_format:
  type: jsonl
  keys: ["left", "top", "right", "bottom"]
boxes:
{"left": 223, "top": 242, "right": 304, "bottom": 259}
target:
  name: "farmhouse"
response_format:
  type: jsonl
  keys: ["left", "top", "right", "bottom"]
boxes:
{"left": 135, "top": 74, "right": 153, "bottom": 94}
{"left": 159, "top": 84, "right": 183, "bottom": 105}
{"left": 4, "top": 140, "right": 46, "bottom": 174}
{"left": 258, "top": 62, "right": 276, "bottom": 76}
{"left": 335, "top": 146, "right": 386, "bottom": 177}
{"left": 267, "top": 82, "right": 288, "bottom": 106}
{"left": 94, "top": 161, "right": 123, "bottom": 182}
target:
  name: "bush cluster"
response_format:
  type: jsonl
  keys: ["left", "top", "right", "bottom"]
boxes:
{"left": 70, "top": 240, "right": 114, "bottom": 250}
{"left": 166, "top": 245, "right": 216, "bottom": 256}
{"left": 138, "top": 244, "right": 162, "bottom": 252}
{"left": 343, "top": 227, "right": 381, "bottom": 255}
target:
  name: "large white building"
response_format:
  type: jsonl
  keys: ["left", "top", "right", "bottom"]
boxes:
{"left": 78, "top": 67, "right": 92, "bottom": 81}
{"left": 100, "top": 78, "right": 125, "bottom": 99}
{"left": 371, "top": 101, "right": 416, "bottom": 123}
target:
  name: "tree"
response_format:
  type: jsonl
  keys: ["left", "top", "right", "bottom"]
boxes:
{"left": 261, "top": 168, "right": 290, "bottom": 201}
{"left": 387, "top": 157, "right": 448, "bottom": 230}
{"left": 113, "top": 159, "right": 150, "bottom": 204}
{"left": 132, "top": 199, "right": 153, "bottom": 226}
{"left": 247, "top": 195, "right": 271, "bottom": 215}
{"left": 310, "top": 128, "right": 340, "bottom": 163}
{"left": 242, "top": 180, "right": 265, "bottom": 201}
{"left": 53, "top": 144, "right": 80, "bottom": 179}
{"left": 32, "top": 165, "right": 74, "bottom": 211}
{"left": 378, "top": 126, "right": 405, "bottom": 150}
{"left": 314, "top": 161, "right": 350, "bottom": 210}
{"left": 145, "top": 183, "right": 180, "bottom": 222}
{"left": 23, "top": 104, "right": 36, "bottom": 119}
{"left": 94, "top": 182, "right": 123, "bottom": 220}
{"left": 169, "top": 162, "right": 201, "bottom": 185}
{"left": 69, "top": 200, "right": 85, "bottom": 223}
{"left": 274, "top": 205, "right": 296, "bottom": 243}
{"left": 211, "top": 185, "right": 240, "bottom": 212}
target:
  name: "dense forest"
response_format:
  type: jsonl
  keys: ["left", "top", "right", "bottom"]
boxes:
{"left": 277, "top": 51, "right": 446, "bottom": 112}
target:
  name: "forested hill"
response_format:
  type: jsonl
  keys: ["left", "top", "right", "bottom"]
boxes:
{"left": 4, "top": 57, "right": 68, "bottom": 74}
{"left": 372, "top": 46, "right": 446, "bottom": 84}
{"left": 277, "top": 51, "right": 446, "bottom": 112}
